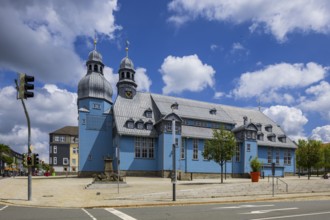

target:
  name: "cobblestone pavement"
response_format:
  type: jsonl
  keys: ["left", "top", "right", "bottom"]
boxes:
{"left": 0, "top": 175, "right": 330, "bottom": 208}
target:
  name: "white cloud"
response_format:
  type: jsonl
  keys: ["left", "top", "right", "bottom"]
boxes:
{"left": 213, "top": 91, "right": 224, "bottom": 99}
{"left": 210, "top": 44, "right": 218, "bottom": 51}
{"left": 0, "top": 0, "right": 120, "bottom": 85}
{"left": 299, "top": 81, "right": 330, "bottom": 120}
{"left": 0, "top": 85, "right": 77, "bottom": 162}
{"left": 232, "top": 42, "right": 245, "bottom": 51}
{"left": 135, "top": 68, "right": 152, "bottom": 92}
{"left": 104, "top": 66, "right": 119, "bottom": 97}
{"left": 263, "top": 105, "right": 308, "bottom": 141}
{"left": 159, "top": 54, "right": 215, "bottom": 94}
{"left": 168, "top": 0, "right": 330, "bottom": 41}
{"left": 232, "top": 62, "right": 327, "bottom": 104}
{"left": 310, "top": 125, "right": 330, "bottom": 143}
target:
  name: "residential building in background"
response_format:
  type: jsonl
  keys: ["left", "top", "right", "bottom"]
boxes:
{"left": 49, "top": 126, "right": 78, "bottom": 173}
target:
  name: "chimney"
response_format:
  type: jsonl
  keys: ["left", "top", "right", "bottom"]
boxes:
{"left": 243, "top": 116, "right": 248, "bottom": 125}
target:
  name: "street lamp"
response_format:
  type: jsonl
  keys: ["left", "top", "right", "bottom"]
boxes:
{"left": 171, "top": 102, "right": 178, "bottom": 201}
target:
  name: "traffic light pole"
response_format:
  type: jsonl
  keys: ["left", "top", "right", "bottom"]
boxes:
{"left": 21, "top": 95, "right": 32, "bottom": 201}
{"left": 15, "top": 79, "right": 32, "bottom": 201}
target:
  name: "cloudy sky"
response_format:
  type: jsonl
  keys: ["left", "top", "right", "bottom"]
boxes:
{"left": 1, "top": 0, "right": 330, "bottom": 162}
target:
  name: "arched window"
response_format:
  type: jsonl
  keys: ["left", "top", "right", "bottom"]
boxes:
{"left": 121, "top": 72, "right": 124, "bottom": 79}
{"left": 100, "top": 66, "right": 103, "bottom": 74}
{"left": 94, "top": 65, "right": 98, "bottom": 72}
{"left": 88, "top": 65, "right": 92, "bottom": 71}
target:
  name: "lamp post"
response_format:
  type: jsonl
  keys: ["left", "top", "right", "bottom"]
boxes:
{"left": 172, "top": 119, "right": 176, "bottom": 201}
{"left": 171, "top": 102, "right": 178, "bottom": 201}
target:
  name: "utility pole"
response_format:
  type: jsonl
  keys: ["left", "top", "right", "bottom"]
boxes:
{"left": 15, "top": 73, "right": 34, "bottom": 201}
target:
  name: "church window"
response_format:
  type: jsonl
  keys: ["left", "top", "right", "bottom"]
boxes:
{"left": 93, "top": 103, "right": 101, "bottom": 109}
{"left": 247, "top": 144, "right": 251, "bottom": 152}
{"left": 268, "top": 147, "right": 273, "bottom": 163}
{"left": 181, "top": 138, "right": 185, "bottom": 159}
{"left": 135, "top": 137, "right": 154, "bottom": 159}
{"left": 235, "top": 143, "right": 240, "bottom": 162}
{"left": 89, "top": 65, "right": 92, "bottom": 71}
{"left": 284, "top": 149, "right": 291, "bottom": 165}
{"left": 193, "top": 139, "right": 198, "bottom": 160}
{"left": 121, "top": 72, "right": 124, "bottom": 79}
{"left": 126, "top": 72, "right": 129, "bottom": 78}
{"left": 94, "top": 65, "right": 98, "bottom": 72}
{"left": 276, "top": 148, "right": 280, "bottom": 164}
{"left": 100, "top": 66, "right": 103, "bottom": 74}
{"left": 132, "top": 74, "right": 134, "bottom": 81}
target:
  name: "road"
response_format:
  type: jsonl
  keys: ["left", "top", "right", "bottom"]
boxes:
{"left": 0, "top": 200, "right": 329, "bottom": 220}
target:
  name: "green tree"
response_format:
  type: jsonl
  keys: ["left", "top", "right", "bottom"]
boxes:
{"left": 296, "top": 139, "right": 322, "bottom": 179}
{"left": 202, "top": 127, "right": 236, "bottom": 183}
{"left": 321, "top": 143, "right": 330, "bottom": 174}
{"left": 0, "top": 144, "right": 11, "bottom": 173}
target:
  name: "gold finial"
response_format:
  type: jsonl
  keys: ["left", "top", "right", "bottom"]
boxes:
{"left": 125, "top": 40, "right": 130, "bottom": 57}
{"left": 93, "top": 31, "right": 97, "bottom": 50}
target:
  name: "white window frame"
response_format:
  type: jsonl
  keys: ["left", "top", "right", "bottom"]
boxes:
{"left": 72, "top": 158, "right": 76, "bottom": 165}
{"left": 93, "top": 103, "right": 101, "bottom": 109}
{"left": 53, "top": 157, "right": 57, "bottom": 165}
{"left": 63, "top": 158, "right": 69, "bottom": 165}
{"left": 54, "top": 136, "right": 60, "bottom": 142}
{"left": 53, "top": 145, "right": 57, "bottom": 154}
{"left": 59, "top": 136, "right": 65, "bottom": 142}
{"left": 235, "top": 143, "right": 240, "bottom": 162}
{"left": 193, "top": 139, "right": 198, "bottom": 160}
{"left": 181, "top": 138, "right": 185, "bottom": 159}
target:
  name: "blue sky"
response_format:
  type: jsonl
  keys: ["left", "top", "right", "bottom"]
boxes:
{"left": 1, "top": 0, "right": 330, "bottom": 161}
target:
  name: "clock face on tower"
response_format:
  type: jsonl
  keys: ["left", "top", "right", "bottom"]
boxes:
{"left": 125, "top": 90, "right": 132, "bottom": 98}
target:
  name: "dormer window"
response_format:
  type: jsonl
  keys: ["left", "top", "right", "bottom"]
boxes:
{"left": 145, "top": 120, "right": 153, "bottom": 130}
{"left": 144, "top": 108, "right": 152, "bottom": 118}
{"left": 267, "top": 133, "right": 276, "bottom": 142}
{"left": 126, "top": 118, "right": 134, "bottom": 129}
{"left": 278, "top": 135, "right": 287, "bottom": 143}
{"left": 136, "top": 119, "right": 144, "bottom": 129}
{"left": 265, "top": 124, "right": 273, "bottom": 132}
{"left": 210, "top": 108, "right": 217, "bottom": 115}
{"left": 257, "top": 132, "right": 264, "bottom": 141}
{"left": 256, "top": 123, "right": 262, "bottom": 131}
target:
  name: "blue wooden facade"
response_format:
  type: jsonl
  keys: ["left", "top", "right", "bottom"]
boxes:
{"left": 77, "top": 45, "right": 297, "bottom": 178}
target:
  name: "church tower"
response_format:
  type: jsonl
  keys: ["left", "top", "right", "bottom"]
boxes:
{"left": 116, "top": 42, "right": 137, "bottom": 99}
{"left": 77, "top": 37, "right": 113, "bottom": 176}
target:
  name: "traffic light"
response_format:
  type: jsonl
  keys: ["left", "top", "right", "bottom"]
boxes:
{"left": 33, "top": 153, "right": 40, "bottom": 166}
{"left": 18, "top": 73, "right": 34, "bottom": 99}
{"left": 27, "top": 155, "right": 33, "bottom": 166}
{"left": 22, "top": 153, "right": 27, "bottom": 166}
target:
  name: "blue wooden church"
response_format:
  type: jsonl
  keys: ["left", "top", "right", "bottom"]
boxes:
{"left": 77, "top": 44, "right": 297, "bottom": 178}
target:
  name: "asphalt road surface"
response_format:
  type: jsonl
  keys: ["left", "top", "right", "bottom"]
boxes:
{"left": 0, "top": 200, "right": 330, "bottom": 220}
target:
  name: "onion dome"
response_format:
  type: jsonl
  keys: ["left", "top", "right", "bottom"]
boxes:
{"left": 120, "top": 57, "right": 134, "bottom": 70}
{"left": 77, "top": 36, "right": 113, "bottom": 103}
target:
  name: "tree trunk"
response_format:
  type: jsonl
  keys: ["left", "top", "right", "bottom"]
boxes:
{"left": 308, "top": 167, "right": 311, "bottom": 180}
{"left": 220, "top": 163, "right": 224, "bottom": 184}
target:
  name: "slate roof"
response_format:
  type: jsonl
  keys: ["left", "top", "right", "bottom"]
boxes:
{"left": 113, "top": 92, "right": 296, "bottom": 149}
{"left": 50, "top": 126, "right": 78, "bottom": 136}
{"left": 113, "top": 92, "right": 158, "bottom": 137}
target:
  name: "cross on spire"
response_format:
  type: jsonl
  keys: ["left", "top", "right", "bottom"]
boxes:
{"left": 94, "top": 31, "right": 97, "bottom": 50}
{"left": 125, "top": 40, "right": 130, "bottom": 57}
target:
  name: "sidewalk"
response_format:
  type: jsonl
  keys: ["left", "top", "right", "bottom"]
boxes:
{"left": 0, "top": 175, "right": 330, "bottom": 208}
